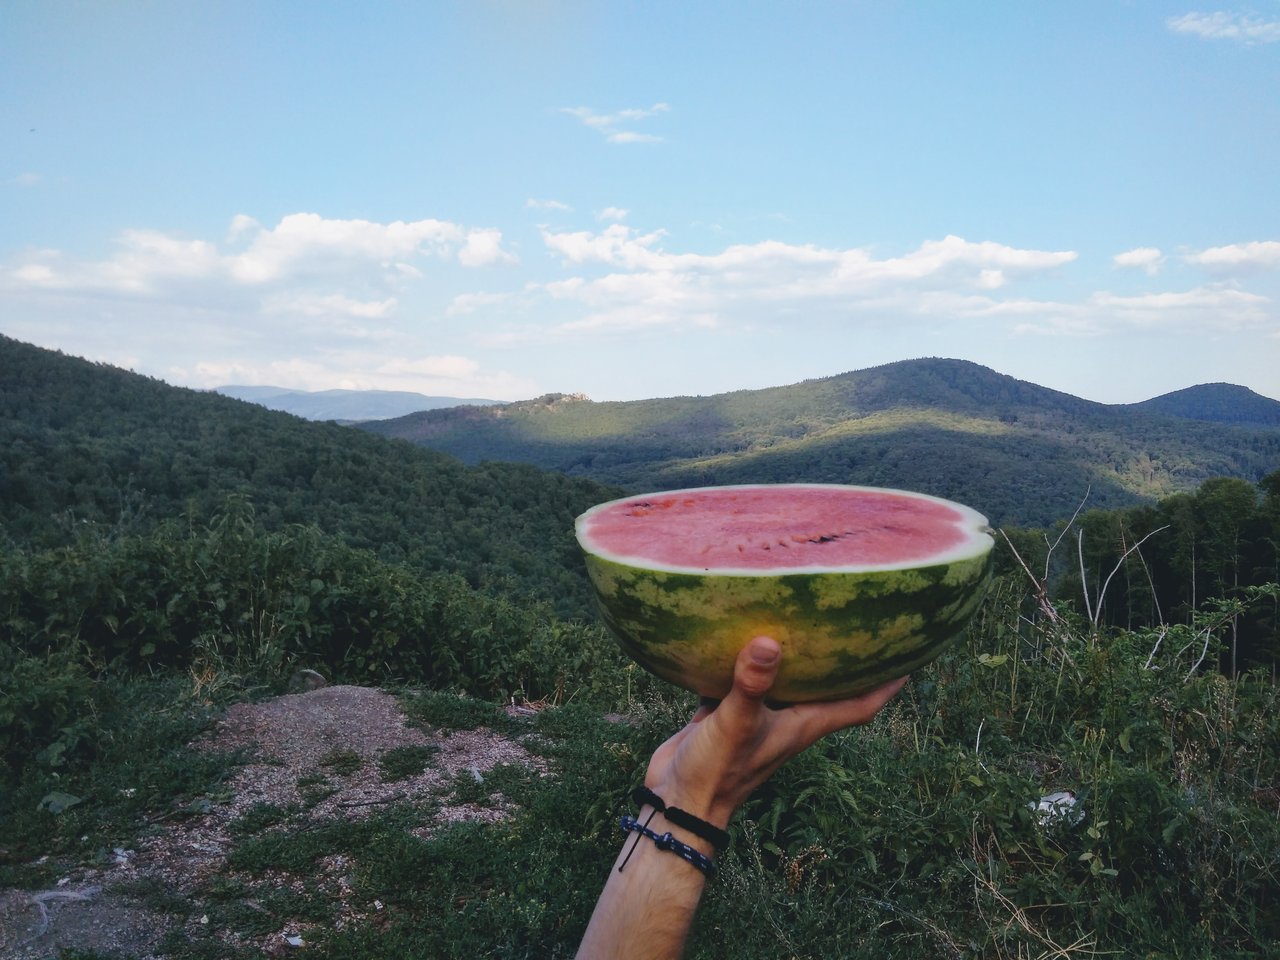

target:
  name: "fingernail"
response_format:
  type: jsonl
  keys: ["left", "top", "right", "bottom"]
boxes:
{"left": 750, "top": 638, "right": 780, "bottom": 665}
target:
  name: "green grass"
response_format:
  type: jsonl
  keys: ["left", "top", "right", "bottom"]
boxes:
{"left": 318, "top": 748, "right": 363, "bottom": 776}
{"left": 378, "top": 744, "right": 441, "bottom": 782}
{"left": 3, "top": 579, "right": 1277, "bottom": 958}
{"left": 0, "top": 669, "right": 243, "bottom": 890}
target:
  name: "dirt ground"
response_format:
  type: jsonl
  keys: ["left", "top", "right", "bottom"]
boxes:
{"left": 0, "top": 685, "right": 545, "bottom": 959}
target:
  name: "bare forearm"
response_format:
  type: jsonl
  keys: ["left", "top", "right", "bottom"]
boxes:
{"left": 576, "top": 639, "right": 906, "bottom": 959}
{"left": 576, "top": 806, "right": 714, "bottom": 960}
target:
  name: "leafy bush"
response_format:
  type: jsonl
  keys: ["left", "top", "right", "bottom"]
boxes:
{"left": 0, "top": 501, "right": 634, "bottom": 710}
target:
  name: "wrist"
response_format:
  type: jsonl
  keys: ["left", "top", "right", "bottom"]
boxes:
{"left": 643, "top": 781, "right": 736, "bottom": 831}
{"left": 633, "top": 786, "right": 733, "bottom": 857}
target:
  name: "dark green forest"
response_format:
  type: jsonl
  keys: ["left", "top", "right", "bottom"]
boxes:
{"left": 0, "top": 334, "right": 618, "bottom": 620}
{"left": 2, "top": 335, "right": 1278, "bottom": 958}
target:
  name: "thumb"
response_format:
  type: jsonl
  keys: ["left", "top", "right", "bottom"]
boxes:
{"left": 728, "top": 635, "right": 781, "bottom": 703}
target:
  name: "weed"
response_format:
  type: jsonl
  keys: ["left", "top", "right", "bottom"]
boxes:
{"left": 443, "top": 762, "right": 538, "bottom": 807}
{"left": 318, "top": 747, "right": 363, "bottom": 776}
{"left": 399, "top": 689, "right": 517, "bottom": 733}
{"left": 0, "top": 671, "right": 241, "bottom": 888}
{"left": 377, "top": 744, "right": 441, "bottom": 782}
{"left": 230, "top": 802, "right": 298, "bottom": 836}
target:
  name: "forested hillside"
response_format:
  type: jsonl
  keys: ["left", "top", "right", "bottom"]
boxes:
{"left": 361, "top": 359, "right": 1280, "bottom": 527}
{"left": 0, "top": 335, "right": 617, "bottom": 618}
{"left": 1125, "top": 382, "right": 1280, "bottom": 426}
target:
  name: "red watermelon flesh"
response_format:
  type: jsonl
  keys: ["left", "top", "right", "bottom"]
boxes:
{"left": 578, "top": 485, "right": 978, "bottom": 573}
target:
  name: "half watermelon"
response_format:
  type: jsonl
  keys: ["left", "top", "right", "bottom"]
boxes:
{"left": 575, "top": 484, "right": 994, "bottom": 702}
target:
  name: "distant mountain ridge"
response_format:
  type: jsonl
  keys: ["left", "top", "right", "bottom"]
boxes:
{"left": 359, "top": 358, "right": 1280, "bottom": 527}
{"left": 215, "top": 385, "right": 499, "bottom": 422}
{"left": 1125, "top": 383, "right": 1280, "bottom": 427}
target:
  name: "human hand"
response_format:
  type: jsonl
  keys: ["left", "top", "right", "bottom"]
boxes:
{"left": 644, "top": 635, "right": 907, "bottom": 828}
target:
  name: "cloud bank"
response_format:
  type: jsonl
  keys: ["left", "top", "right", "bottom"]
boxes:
{"left": 5, "top": 210, "right": 1276, "bottom": 399}
{"left": 1168, "top": 11, "right": 1280, "bottom": 44}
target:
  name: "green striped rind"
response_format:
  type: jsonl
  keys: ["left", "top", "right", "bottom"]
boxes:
{"left": 580, "top": 549, "right": 993, "bottom": 702}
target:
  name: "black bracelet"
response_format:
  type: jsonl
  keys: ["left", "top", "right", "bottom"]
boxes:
{"left": 618, "top": 815, "right": 717, "bottom": 878}
{"left": 631, "top": 786, "right": 730, "bottom": 853}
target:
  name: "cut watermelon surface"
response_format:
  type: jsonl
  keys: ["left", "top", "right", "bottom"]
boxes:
{"left": 576, "top": 484, "right": 994, "bottom": 702}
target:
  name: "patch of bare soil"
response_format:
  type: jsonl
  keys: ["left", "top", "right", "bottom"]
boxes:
{"left": 1, "top": 685, "right": 547, "bottom": 959}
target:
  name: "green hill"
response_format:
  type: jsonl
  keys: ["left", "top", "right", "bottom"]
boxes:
{"left": 0, "top": 335, "right": 618, "bottom": 618}
{"left": 1126, "top": 382, "right": 1280, "bottom": 426}
{"left": 359, "top": 359, "right": 1280, "bottom": 527}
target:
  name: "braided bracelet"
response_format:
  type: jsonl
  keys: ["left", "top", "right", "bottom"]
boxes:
{"left": 618, "top": 815, "right": 717, "bottom": 878}
{"left": 631, "top": 786, "right": 730, "bottom": 852}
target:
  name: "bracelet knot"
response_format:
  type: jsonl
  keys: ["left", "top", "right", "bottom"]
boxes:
{"left": 618, "top": 815, "right": 716, "bottom": 878}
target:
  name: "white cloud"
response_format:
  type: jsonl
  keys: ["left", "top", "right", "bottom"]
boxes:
{"left": 1114, "top": 247, "right": 1166, "bottom": 275}
{"left": 526, "top": 198, "right": 571, "bottom": 211}
{"left": 511, "top": 226, "right": 1280, "bottom": 347}
{"left": 5, "top": 172, "right": 41, "bottom": 187}
{"left": 541, "top": 227, "right": 1074, "bottom": 289}
{"left": 1014, "top": 283, "right": 1271, "bottom": 336}
{"left": 1168, "top": 11, "right": 1280, "bottom": 44}
{"left": 184, "top": 357, "right": 331, "bottom": 389}
{"left": 378, "top": 354, "right": 480, "bottom": 380}
{"left": 4, "top": 212, "right": 513, "bottom": 302}
{"left": 542, "top": 224, "right": 669, "bottom": 268}
{"left": 1185, "top": 240, "right": 1280, "bottom": 270}
{"left": 459, "top": 228, "right": 518, "bottom": 267}
{"left": 516, "top": 229, "right": 1081, "bottom": 342}
{"left": 228, "top": 213, "right": 472, "bottom": 283}
{"left": 608, "top": 131, "right": 662, "bottom": 144}
{"left": 263, "top": 292, "right": 398, "bottom": 319}
{"left": 1012, "top": 314, "right": 1104, "bottom": 337}
{"left": 370, "top": 353, "right": 538, "bottom": 398}
{"left": 1091, "top": 285, "right": 1270, "bottom": 326}
{"left": 598, "top": 207, "right": 629, "bottom": 222}
{"left": 447, "top": 291, "right": 514, "bottom": 315}
{"left": 560, "top": 103, "right": 669, "bottom": 143}
{"left": 12, "top": 262, "right": 58, "bottom": 285}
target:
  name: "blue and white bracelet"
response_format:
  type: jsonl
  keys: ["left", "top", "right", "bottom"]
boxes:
{"left": 618, "top": 814, "right": 717, "bottom": 878}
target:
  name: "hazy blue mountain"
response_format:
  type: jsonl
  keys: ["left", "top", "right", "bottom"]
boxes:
{"left": 1125, "top": 383, "right": 1280, "bottom": 427}
{"left": 215, "top": 385, "right": 499, "bottom": 422}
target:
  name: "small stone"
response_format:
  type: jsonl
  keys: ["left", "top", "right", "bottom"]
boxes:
{"left": 289, "top": 669, "right": 328, "bottom": 693}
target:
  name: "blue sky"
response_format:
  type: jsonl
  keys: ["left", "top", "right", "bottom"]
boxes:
{"left": 3, "top": 1, "right": 1279, "bottom": 404}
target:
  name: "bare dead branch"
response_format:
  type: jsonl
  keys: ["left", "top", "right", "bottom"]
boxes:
{"left": 1091, "top": 526, "right": 1169, "bottom": 629}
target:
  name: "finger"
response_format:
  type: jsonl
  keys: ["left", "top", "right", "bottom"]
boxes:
{"left": 734, "top": 636, "right": 782, "bottom": 702}
{"left": 797, "top": 675, "right": 910, "bottom": 741}
{"left": 714, "top": 636, "right": 782, "bottom": 733}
